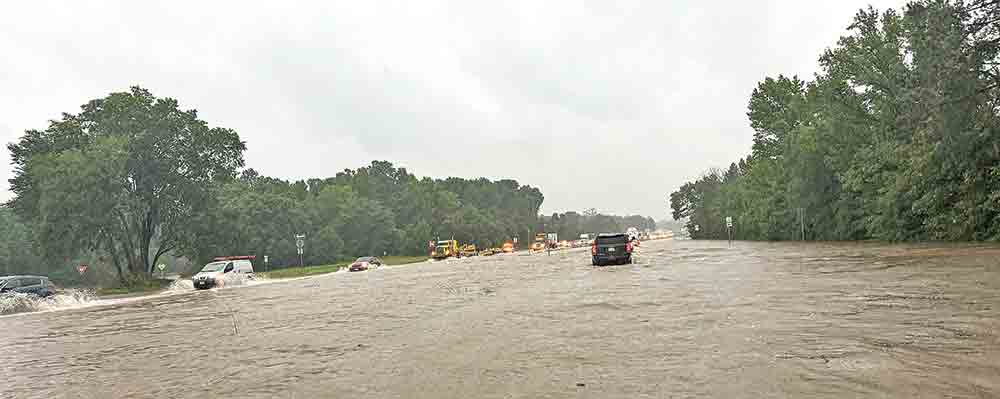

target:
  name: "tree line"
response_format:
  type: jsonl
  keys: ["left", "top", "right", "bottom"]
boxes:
{"left": 540, "top": 210, "right": 656, "bottom": 241}
{"left": 671, "top": 0, "right": 1000, "bottom": 241}
{"left": 2, "top": 87, "right": 547, "bottom": 285}
{"left": 3, "top": 87, "right": 659, "bottom": 286}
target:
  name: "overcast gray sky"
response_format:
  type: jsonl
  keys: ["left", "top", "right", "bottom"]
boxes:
{"left": 1, "top": 0, "right": 905, "bottom": 219}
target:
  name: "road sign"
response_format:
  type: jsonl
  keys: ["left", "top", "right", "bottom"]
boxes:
{"left": 263, "top": 255, "right": 269, "bottom": 264}
{"left": 77, "top": 264, "right": 88, "bottom": 275}
{"left": 157, "top": 264, "right": 166, "bottom": 271}
{"left": 295, "top": 234, "right": 305, "bottom": 249}
{"left": 726, "top": 217, "right": 733, "bottom": 228}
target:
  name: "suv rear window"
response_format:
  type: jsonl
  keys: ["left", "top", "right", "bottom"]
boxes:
{"left": 596, "top": 235, "right": 628, "bottom": 244}
{"left": 21, "top": 278, "right": 42, "bottom": 286}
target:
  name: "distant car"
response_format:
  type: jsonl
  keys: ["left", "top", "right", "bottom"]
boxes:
{"left": 349, "top": 256, "right": 383, "bottom": 272}
{"left": 193, "top": 256, "right": 255, "bottom": 290}
{"left": 0, "top": 275, "right": 57, "bottom": 298}
{"left": 591, "top": 233, "right": 634, "bottom": 266}
{"left": 501, "top": 242, "right": 514, "bottom": 253}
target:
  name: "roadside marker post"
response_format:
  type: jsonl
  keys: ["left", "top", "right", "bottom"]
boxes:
{"left": 295, "top": 234, "right": 306, "bottom": 267}
{"left": 726, "top": 216, "right": 733, "bottom": 247}
{"left": 157, "top": 263, "right": 166, "bottom": 278}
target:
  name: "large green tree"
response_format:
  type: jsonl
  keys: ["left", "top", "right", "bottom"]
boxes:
{"left": 7, "top": 87, "right": 245, "bottom": 283}
{"left": 671, "top": 0, "right": 1000, "bottom": 242}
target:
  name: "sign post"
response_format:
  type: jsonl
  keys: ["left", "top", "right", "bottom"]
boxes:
{"left": 295, "top": 234, "right": 306, "bottom": 268}
{"left": 725, "top": 216, "right": 733, "bottom": 247}
{"left": 157, "top": 263, "right": 166, "bottom": 278}
{"left": 264, "top": 255, "right": 269, "bottom": 272}
{"left": 77, "top": 264, "right": 88, "bottom": 285}
{"left": 798, "top": 208, "right": 805, "bottom": 241}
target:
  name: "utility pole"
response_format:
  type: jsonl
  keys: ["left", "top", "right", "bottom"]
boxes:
{"left": 726, "top": 216, "right": 733, "bottom": 247}
{"left": 798, "top": 208, "right": 805, "bottom": 241}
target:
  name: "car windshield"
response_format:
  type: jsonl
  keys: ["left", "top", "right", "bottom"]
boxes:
{"left": 200, "top": 262, "right": 228, "bottom": 272}
{"left": 355, "top": 257, "right": 371, "bottom": 262}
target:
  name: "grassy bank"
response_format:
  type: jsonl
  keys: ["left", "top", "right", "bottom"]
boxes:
{"left": 90, "top": 256, "right": 429, "bottom": 295}
{"left": 259, "top": 255, "right": 429, "bottom": 279}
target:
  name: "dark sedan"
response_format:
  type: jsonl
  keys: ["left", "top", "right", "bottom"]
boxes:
{"left": 348, "top": 257, "right": 383, "bottom": 272}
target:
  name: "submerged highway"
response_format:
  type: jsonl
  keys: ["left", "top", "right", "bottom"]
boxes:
{"left": 3, "top": 239, "right": 999, "bottom": 398}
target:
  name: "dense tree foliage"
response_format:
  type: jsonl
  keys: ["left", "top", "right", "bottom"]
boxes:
{"left": 540, "top": 212, "right": 656, "bottom": 240}
{"left": 1, "top": 88, "right": 549, "bottom": 282}
{"left": 7, "top": 87, "right": 245, "bottom": 284}
{"left": 0, "top": 207, "right": 41, "bottom": 277}
{"left": 187, "top": 161, "right": 546, "bottom": 268}
{"left": 672, "top": 0, "right": 1000, "bottom": 241}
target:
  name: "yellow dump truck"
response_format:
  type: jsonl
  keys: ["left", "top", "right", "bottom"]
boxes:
{"left": 460, "top": 244, "right": 478, "bottom": 257}
{"left": 432, "top": 240, "right": 460, "bottom": 260}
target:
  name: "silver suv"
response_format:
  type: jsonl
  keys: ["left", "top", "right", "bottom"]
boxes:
{"left": 0, "top": 275, "right": 57, "bottom": 297}
{"left": 192, "top": 256, "right": 255, "bottom": 290}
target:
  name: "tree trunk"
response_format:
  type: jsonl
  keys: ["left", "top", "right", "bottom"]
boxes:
{"left": 141, "top": 210, "right": 154, "bottom": 274}
{"left": 106, "top": 237, "right": 127, "bottom": 287}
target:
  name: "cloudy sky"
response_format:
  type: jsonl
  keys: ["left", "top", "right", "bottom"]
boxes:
{"left": 1, "top": 0, "right": 905, "bottom": 219}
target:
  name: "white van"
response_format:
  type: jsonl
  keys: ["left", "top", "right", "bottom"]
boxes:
{"left": 192, "top": 256, "right": 255, "bottom": 290}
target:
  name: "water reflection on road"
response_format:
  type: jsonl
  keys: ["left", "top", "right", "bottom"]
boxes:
{"left": 2, "top": 240, "right": 999, "bottom": 398}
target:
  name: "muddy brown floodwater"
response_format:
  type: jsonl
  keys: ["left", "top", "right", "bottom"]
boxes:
{"left": 2, "top": 239, "right": 999, "bottom": 398}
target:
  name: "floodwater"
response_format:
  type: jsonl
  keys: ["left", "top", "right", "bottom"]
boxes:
{"left": 2, "top": 240, "right": 999, "bottom": 398}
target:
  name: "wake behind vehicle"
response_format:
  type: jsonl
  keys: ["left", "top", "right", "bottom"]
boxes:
{"left": 192, "top": 256, "right": 255, "bottom": 290}
{"left": 591, "top": 233, "right": 634, "bottom": 266}
{"left": 0, "top": 275, "right": 57, "bottom": 298}
{"left": 349, "top": 256, "right": 383, "bottom": 272}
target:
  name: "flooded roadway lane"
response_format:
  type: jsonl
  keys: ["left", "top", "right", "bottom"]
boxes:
{"left": 2, "top": 240, "right": 999, "bottom": 398}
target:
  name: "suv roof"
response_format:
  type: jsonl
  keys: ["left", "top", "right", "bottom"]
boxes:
{"left": 0, "top": 275, "right": 50, "bottom": 280}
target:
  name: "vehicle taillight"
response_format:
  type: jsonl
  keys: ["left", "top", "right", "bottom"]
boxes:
{"left": 626, "top": 242, "right": 633, "bottom": 253}
{"left": 591, "top": 243, "right": 597, "bottom": 255}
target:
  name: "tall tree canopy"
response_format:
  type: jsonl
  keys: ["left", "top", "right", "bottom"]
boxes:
{"left": 671, "top": 0, "right": 1000, "bottom": 241}
{"left": 7, "top": 87, "right": 245, "bottom": 283}
{"left": 184, "top": 161, "right": 546, "bottom": 268}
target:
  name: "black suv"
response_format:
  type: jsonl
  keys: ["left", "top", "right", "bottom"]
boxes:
{"left": 0, "top": 275, "right": 57, "bottom": 297}
{"left": 591, "top": 233, "right": 634, "bottom": 266}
